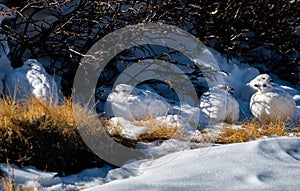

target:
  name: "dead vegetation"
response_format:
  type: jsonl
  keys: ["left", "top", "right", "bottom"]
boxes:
{"left": 104, "top": 114, "right": 300, "bottom": 147}
{"left": 134, "top": 116, "right": 185, "bottom": 141}
{"left": 213, "top": 119, "right": 299, "bottom": 144}
{"left": 0, "top": 97, "right": 106, "bottom": 176}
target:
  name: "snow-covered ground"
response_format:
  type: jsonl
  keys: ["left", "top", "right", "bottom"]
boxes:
{"left": 1, "top": 137, "right": 300, "bottom": 190}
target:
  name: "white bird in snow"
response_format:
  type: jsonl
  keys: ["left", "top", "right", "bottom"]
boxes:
{"left": 199, "top": 85, "right": 240, "bottom": 123}
{"left": 5, "top": 59, "right": 59, "bottom": 104}
{"left": 105, "top": 84, "right": 171, "bottom": 121}
{"left": 240, "top": 73, "right": 273, "bottom": 102}
{"left": 250, "top": 81, "right": 297, "bottom": 123}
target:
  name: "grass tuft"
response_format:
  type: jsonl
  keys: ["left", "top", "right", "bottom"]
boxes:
{"left": 215, "top": 119, "right": 296, "bottom": 144}
{"left": 134, "top": 116, "right": 184, "bottom": 141}
{"left": 0, "top": 96, "right": 105, "bottom": 175}
{"left": 0, "top": 96, "right": 76, "bottom": 136}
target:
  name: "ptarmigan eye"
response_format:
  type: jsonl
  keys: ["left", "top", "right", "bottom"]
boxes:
{"left": 263, "top": 84, "right": 267, "bottom": 87}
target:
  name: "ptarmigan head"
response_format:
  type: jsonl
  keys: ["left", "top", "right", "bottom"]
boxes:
{"left": 248, "top": 74, "right": 273, "bottom": 87}
{"left": 114, "top": 84, "right": 135, "bottom": 93}
{"left": 240, "top": 74, "right": 274, "bottom": 102}
{"left": 23, "top": 59, "right": 46, "bottom": 72}
{"left": 253, "top": 81, "right": 274, "bottom": 94}
{"left": 210, "top": 85, "right": 234, "bottom": 95}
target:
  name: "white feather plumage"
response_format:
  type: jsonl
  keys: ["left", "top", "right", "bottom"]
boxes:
{"left": 5, "top": 59, "right": 59, "bottom": 104}
{"left": 105, "top": 84, "right": 170, "bottom": 120}
{"left": 250, "top": 81, "right": 296, "bottom": 122}
{"left": 199, "top": 85, "right": 240, "bottom": 122}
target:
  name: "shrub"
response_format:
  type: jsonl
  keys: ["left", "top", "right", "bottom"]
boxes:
{"left": 1, "top": 0, "right": 298, "bottom": 97}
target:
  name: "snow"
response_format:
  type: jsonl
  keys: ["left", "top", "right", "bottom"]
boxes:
{"left": 0, "top": 164, "right": 112, "bottom": 191}
{"left": 136, "top": 138, "right": 210, "bottom": 159}
{"left": 0, "top": 164, "right": 61, "bottom": 187}
{"left": 86, "top": 137, "right": 300, "bottom": 191}
{"left": 107, "top": 117, "right": 148, "bottom": 140}
{"left": 207, "top": 48, "right": 260, "bottom": 98}
{"left": 2, "top": 137, "right": 300, "bottom": 190}
{"left": 172, "top": 103, "right": 209, "bottom": 129}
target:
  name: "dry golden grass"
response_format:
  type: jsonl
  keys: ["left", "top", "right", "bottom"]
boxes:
{"left": 105, "top": 114, "right": 300, "bottom": 146}
{"left": 215, "top": 119, "right": 297, "bottom": 144}
{"left": 0, "top": 96, "right": 76, "bottom": 137}
{"left": 0, "top": 95, "right": 104, "bottom": 141}
{"left": 134, "top": 116, "right": 184, "bottom": 140}
{"left": 0, "top": 96, "right": 105, "bottom": 175}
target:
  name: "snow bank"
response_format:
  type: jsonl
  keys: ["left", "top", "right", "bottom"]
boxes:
{"left": 86, "top": 137, "right": 300, "bottom": 191}
{"left": 2, "top": 137, "right": 299, "bottom": 190}
{"left": 0, "top": 165, "right": 112, "bottom": 191}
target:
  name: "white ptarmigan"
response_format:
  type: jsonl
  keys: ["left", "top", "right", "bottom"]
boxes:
{"left": 250, "top": 81, "right": 297, "bottom": 123}
{"left": 105, "top": 84, "right": 170, "bottom": 121}
{"left": 241, "top": 74, "right": 273, "bottom": 102}
{"left": 199, "top": 85, "right": 240, "bottom": 122}
{"left": 5, "top": 59, "right": 59, "bottom": 104}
